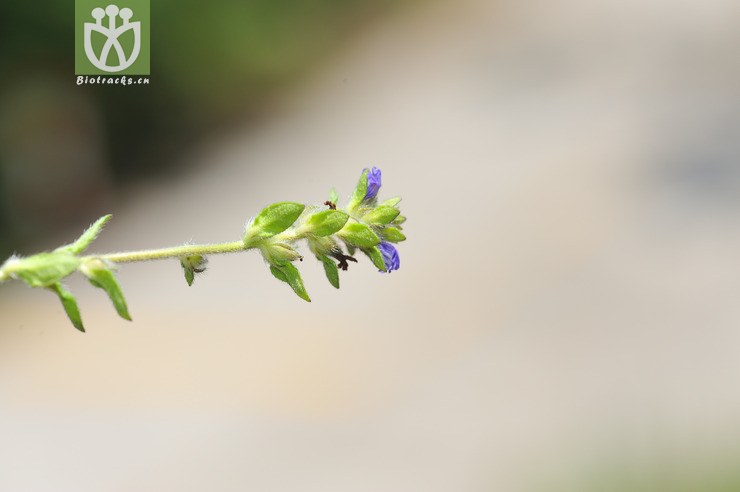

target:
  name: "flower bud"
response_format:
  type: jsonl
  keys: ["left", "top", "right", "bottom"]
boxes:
{"left": 260, "top": 241, "right": 303, "bottom": 264}
{"left": 180, "top": 254, "right": 208, "bottom": 286}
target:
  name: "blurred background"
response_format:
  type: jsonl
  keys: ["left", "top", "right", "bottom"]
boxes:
{"left": 2, "top": 0, "right": 740, "bottom": 490}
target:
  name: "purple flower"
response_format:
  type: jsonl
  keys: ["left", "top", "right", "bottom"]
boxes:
{"left": 364, "top": 167, "right": 382, "bottom": 201}
{"left": 378, "top": 241, "right": 400, "bottom": 273}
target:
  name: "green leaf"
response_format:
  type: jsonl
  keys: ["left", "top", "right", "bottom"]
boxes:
{"left": 379, "top": 197, "right": 401, "bottom": 208}
{"left": 59, "top": 214, "right": 112, "bottom": 254}
{"left": 269, "top": 262, "right": 311, "bottom": 302}
{"left": 363, "top": 206, "right": 400, "bottom": 225}
{"left": 269, "top": 265, "right": 287, "bottom": 282}
{"left": 328, "top": 187, "right": 339, "bottom": 204}
{"left": 337, "top": 222, "right": 380, "bottom": 248}
{"left": 347, "top": 169, "right": 369, "bottom": 211}
{"left": 49, "top": 283, "right": 84, "bottom": 332}
{"left": 383, "top": 227, "right": 407, "bottom": 243}
{"left": 183, "top": 265, "right": 195, "bottom": 286}
{"left": 244, "top": 202, "right": 305, "bottom": 246}
{"left": 318, "top": 254, "right": 340, "bottom": 288}
{"left": 302, "top": 210, "right": 349, "bottom": 237}
{"left": 12, "top": 252, "right": 81, "bottom": 288}
{"left": 82, "top": 264, "right": 131, "bottom": 321}
{"left": 393, "top": 215, "right": 406, "bottom": 226}
{"left": 179, "top": 255, "right": 207, "bottom": 286}
{"left": 362, "top": 246, "right": 387, "bottom": 272}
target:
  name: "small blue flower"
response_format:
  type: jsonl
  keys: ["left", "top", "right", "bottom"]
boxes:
{"left": 364, "top": 167, "right": 382, "bottom": 201}
{"left": 378, "top": 241, "right": 400, "bottom": 273}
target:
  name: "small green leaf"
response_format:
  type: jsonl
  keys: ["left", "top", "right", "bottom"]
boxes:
{"left": 244, "top": 202, "right": 305, "bottom": 246}
{"left": 269, "top": 262, "right": 311, "bottom": 302}
{"left": 270, "top": 265, "right": 287, "bottom": 282}
{"left": 59, "top": 214, "right": 112, "bottom": 254}
{"left": 383, "top": 227, "right": 407, "bottom": 243}
{"left": 347, "top": 169, "right": 369, "bottom": 211}
{"left": 362, "top": 246, "right": 387, "bottom": 272}
{"left": 393, "top": 215, "right": 406, "bottom": 226}
{"left": 12, "top": 252, "right": 81, "bottom": 288}
{"left": 179, "top": 255, "right": 207, "bottom": 286}
{"left": 337, "top": 222, "right": 380, "bottom": 248}
{"left": 379, "top": 197, "right": 401, "bottom": 208}
{"left": 49, "top": 283, "right": 84, "bottom": 332}
{"left": 302, "top": 210, "right": 349, "bottom": 237}
{"left": 183, "top": 265, "right": 195, "bottom": 286}
{"left": 363, "top": 206, "right": 400, "bottom": 225}
{"left": 328, "top": 187, "right": 339, "bottom": 204}
{"left": 82, "top": 263, "right": 131, "bottom": 321}
{"left": 318, "top": 254, "right": 340, "bottom": 288}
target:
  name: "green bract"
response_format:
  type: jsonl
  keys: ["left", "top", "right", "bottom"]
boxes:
{"left": 383, "top": 227, "right": 407, "bottom": 243}
{"left": 337, "top": 222, "right": 381, "bottom": 248}
{"left": 379, "top": 197, "right": 401, "bottom": 208}
{"left": 362, "top": 246, "right": 387, "bottom": 272}
{"left": 50, "top": 283, "right": 85, "bottom": 332}
{"left": 0, "top": 168, "right": 407, "bottom": 330}
{"left": 270, "top": 262, "right": 311, "bottom": 302}
{"left": 243, "top": 202, "right": 305, "bottom": 246}
{"left": 328, "top": 188, "right": 339, "bottom": 204}
{"left": 81, "top": 260, "right": 131, "bottom": 321}
{"left": 301, "top": 210, "right": 349, "bottom": 237}
{"left": 363, "top": 205, "right": 400, "bottom": 225}
{"left": 346, "top": 169, "right": 369, "bottom": 212}
{"left": 318, "top": 254, "right": 340, "bottom": 288}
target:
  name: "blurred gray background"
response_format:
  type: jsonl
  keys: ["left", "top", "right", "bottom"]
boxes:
{"left": 2, "top": 0, "right": 740, "bottom": 490}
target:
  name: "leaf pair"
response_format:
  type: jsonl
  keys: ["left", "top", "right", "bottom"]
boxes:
{"left": 36, "top": 216, "right": 130, "bottom": 332}
{"left": 50, "top": 264, "right": 131, "bottom": 333}
{"left": 58, "top": 259, "right": 131, "bottom": 332}
{"left": 247, "top": 202, "right": 354, "bottom": 301}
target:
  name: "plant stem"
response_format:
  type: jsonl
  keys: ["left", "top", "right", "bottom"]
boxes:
{"left": 85, "top": 241, "right": 248, "bottom": 264}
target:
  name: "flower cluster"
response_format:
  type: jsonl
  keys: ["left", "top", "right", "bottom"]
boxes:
{"left": 244, "top": 166, "right": 406, "bottom": 300}
{"left": 0, "top": 168, "right": 407, "bottom": 331}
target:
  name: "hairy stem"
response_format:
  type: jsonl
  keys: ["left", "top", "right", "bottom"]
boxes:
{"left": 85, "top": 240, "right": 248, "bottom": 264}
